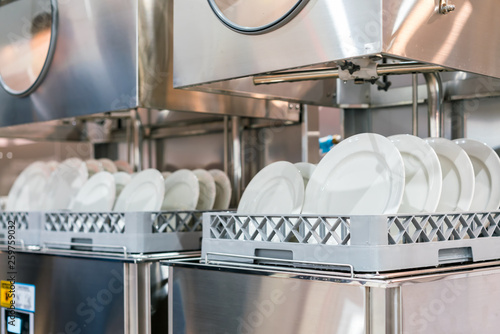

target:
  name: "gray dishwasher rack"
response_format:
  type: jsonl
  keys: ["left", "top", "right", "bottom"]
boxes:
{"left": 202, "top": 211, "right": 500, "bottom": 272}
{"left": 0, "top": 211, "right": 203, "bottom": 254}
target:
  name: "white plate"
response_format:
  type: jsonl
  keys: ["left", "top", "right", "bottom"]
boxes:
{"left": 42, "top": 158, "right": 89, "bottom": 210}
{"left": 114, "top": 160, "right": 133, "bottom": 174}
{"left": 0, "top": 196, "right": 7, "bottom": 211}
{"left": 209, "top": 169, "right": 232, "bottom": 210}
{"left": 294, "top": 162, "right": 316, "bottom": 189}
{"left": 389, "top": 134, "right": 442, "bottom": 213}
{"left": 114, "top": 169, "right": 165, "bottom": 211}
{"left": 161, "top": 171, "right": 172, "bottom": 179}
{"left": 70, "top": 172, "right": 116, "bottom": 211}
{"left": 113, "top": 172, "right": 132, "bottom": 200}
{"left": 85, "top": 159, "right": 103, "bottom": 176}
{"left": 455, "top": 138, "right": 500, "bottom": 211}
{"left": 425, "top": 138, "right": 475, "bottom": 212}
{"left": 46, "top": 160, "right": 59, "bottom": 172}
{"left": 193, "top": 169, "right": 216, "bottom": 210}
{"left": 303, "top": 133, "right": 405, "bottom": 215}
{"left": 6, "top": 161, "right": 52, "bottom": 211}
{"left": 161, "top": 169, "right": 200, "bottom": 211}
{"left": 98, "top": 158, "right": 118, "bottom": 173}
{"left": 237, "top": 161, "right": 304, "bottom": 214}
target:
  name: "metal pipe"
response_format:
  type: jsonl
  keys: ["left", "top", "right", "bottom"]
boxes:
{"left": 231, "top": 116, "right": 242, "bottom": 205}
{"left": 301, "top": 105, "right": 308, "bottom": 162}
{"left": 412, "top": 74, "right": 418, "bottom": 136}
{"left": 223, "top": 116, "right": 229, "bottom": 175}
{"left": 253, "top": 62, "right": 450, "bottom": 85}
{"left": 131, "top": 109, "right": 143, "bottom": 172}
{"left": 423, "top": 72, "right": 443, "bottom": 137}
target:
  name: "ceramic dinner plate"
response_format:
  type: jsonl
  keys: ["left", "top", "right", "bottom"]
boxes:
{"left": 302, "top": 133, "right": 405, "bottom": 215}
{"left": 114, "top": 160, "right": 133, "bottom": 174}
{"left": 294, "top": 162, "right": 316, "bottom": 189}
{"left": 46, "top": 160, "right": 59, "bottom": 172}
{"left": 425, "top": 138, "right": 475, "bottom": 212}
{"left": 161, "top": 169, "right": 200, "bottom": 211}
{"left": 193, "top": 169, "right": 216, "bottom": 210}
{"left": 6, "top": 161, "right": 52, "bottom": 211}
{"left": 209, "top": 169, "right": 232, "bottom": 210}
{"left": 389, "top": 135, "right": 442, "bottom": 214}
{"left": 85, "top": 159, "right": 103, "bottom": 176}
{"left": 113, "top": 172, "right": 132, "bottom": 202}
{"left": 98, "top": 158, "right": 118, "bottom": 173}
{"left": 42, "top": 158, "right": 89, "bottom": 210}
{"left": 70, "top": 172, "right": 116, "bottom": 211}
{"left": 455, "top": 138, "right": 500, "bottom": 211}
{"left": 114, "top": 169, "right": 165, "bottom": 211}
{"left": 237, "top": 161, "right": 304, "bottom": 214}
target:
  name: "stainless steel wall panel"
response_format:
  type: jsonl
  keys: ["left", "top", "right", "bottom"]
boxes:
{"left": 173, "top": 0, "right": 500, "bottom": 88}
{"left": 173, "top": 0, "right": 381, "bottom": 87}
{"left": 169, "top": 266, "right": 367, "bottom": 334}
{"left": 0, "top": 0, "right": 138, "bottom": 127}
{"left": 136, "top": 0, "right": 304, "bottom": 120}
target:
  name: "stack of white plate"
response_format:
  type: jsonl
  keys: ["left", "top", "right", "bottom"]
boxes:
{"left": 237, "top": 133, "right": 500, "bottom": 216}
{"left": 160, "top": 168, "right": 232, "bottom": 211}
{"left": 5, "top": 156, "right": 233, "bottom": 213}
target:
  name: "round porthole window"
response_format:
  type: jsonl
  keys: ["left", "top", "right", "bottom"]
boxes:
{"left": 0, "top": 0, "right": 58, "bottom": 96}
{"left": 208, "top": 0, "right": 309, "bottom": 34}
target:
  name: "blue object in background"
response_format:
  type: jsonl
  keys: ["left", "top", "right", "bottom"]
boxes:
{"left": 319, "top": 135, "right": 335, "bottom": 154}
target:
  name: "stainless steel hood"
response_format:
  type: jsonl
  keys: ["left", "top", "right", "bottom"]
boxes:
{"left": 173, "top": 0, "right": 500, "bottom": 89}
{"left": 0, "top": 0, "right": 308, "bottom": 129}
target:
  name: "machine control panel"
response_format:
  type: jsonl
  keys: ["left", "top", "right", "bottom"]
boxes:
{"left": 1, "top": 308, "right": 34, "bottom": 334}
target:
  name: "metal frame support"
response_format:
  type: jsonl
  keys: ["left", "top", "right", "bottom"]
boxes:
{"left": 231, "top": 116, "right": 242, "bottom": 204}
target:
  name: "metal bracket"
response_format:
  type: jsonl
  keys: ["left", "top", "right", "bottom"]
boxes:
{"left": 439, "top": 0, "right": 455, "bottom": 14}
{"left": 337, "top": 58, "right": 378, "bottom": 82}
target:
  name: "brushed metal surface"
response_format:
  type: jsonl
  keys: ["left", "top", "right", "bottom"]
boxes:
{"left": 0, "top": 0, "right": 300, "bottom": 129}
{"left": 137, "top": 0, "right": 302, "bottom": 120}
{"left": 168, "top": 261, "right": 500, "bottom": 334}
{"left": 0, "top": 252, "right": 125, "bottom": 333}
{"left": 173, "top": 0, "right": 500, "bottom": 87}
{"left": 169, "top": 266, "right": 367, "bottom": 334}
{"left": 0, "top": 0, "right": 138, "bottom": 126}
{"left": 400, "top": 271, "right": 500, "bottom": 334}
{"left": 208, "top": 0, "right": 307, "bottom": 34}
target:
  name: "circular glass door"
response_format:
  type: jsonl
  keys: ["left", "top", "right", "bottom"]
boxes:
{"left": 0, "top": 0, "right": 57, "bottom": 96}
{"left": 208, "top": 0, "right": 308, "bottom": 34}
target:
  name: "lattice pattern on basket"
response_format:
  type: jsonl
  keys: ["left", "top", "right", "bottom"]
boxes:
{"left": 152, "top": 211, "right": 203, "bottom": 233}
{"left": 0, "top": 212, "right": 29, "bottom": 230}
{"left": 387, "top": 212, "right": 500, "bottom": 245}
{"left": 44, "top": 213, "right": 126, "bottom": 233}
{"left": 209, "top": 215, "right": 351, "bottom": 245}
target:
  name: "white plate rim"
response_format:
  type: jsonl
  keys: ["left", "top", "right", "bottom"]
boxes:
{"left": 193, "top": 169, "right": 216, "bottom": 210}
{"left": 237, "top": 161, "right": 304, "bottom": 214}
{"left": 389, "top": 134, "right": 442, "bottom": 213}
{"left": 209, "top": 169, "right": 232, "bottom": 210}
{"left": 454, "top": 138, "right": 500, "bottom": 211}
{"left": 70, "top": 171, "right": 116, "bottom": 211}
{"left": 162, "top": 169, "right": 200, "bottom": 211}
{"left": 303, "top": 133, "right": 405, "bottom": 215}
{"left": 113, "top": 169, "right": 165, "bottom": 211}
{"left": 42, "top": 158, "right": 89, "bottom": 210}
{"left": 425, "top": 137, "right": 475, "bottom": 212}
{"left": 6, "top": 161, "right": 51, "bottom": 211}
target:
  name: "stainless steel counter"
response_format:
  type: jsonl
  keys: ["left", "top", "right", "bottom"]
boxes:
{"left": 166, "top": 259, "right": 500, "bottom": 334}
